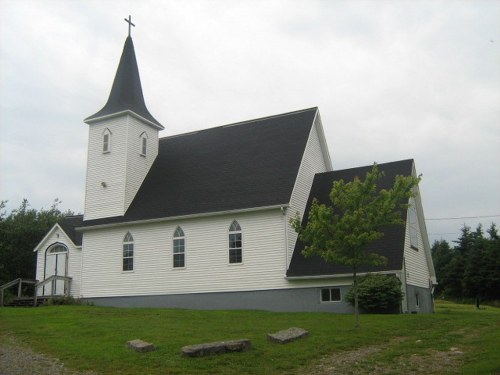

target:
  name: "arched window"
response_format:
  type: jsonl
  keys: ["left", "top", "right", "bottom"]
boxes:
{"left": 49, "top": 244, "right": 68, "bottom": 254}
{"left": 228, "top": 220, "right": 242, "bottom": 264}
{"left": 123, "top": 232, "right": 134, "bottom": 271}
{"left": 173, "top": 226, "right": 185, "bottom": 268}
{"left": 140, "top": 132, "right": 148, "bottom": 156}
{"left": 408, "top": 198, "right": 419, "bottom": 250}
{"left": 103, "top": 128, "right": 112, "bottom": 153}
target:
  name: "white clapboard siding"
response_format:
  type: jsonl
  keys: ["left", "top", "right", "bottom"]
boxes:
{"left": 124, "top": 116, "right": 158, "bottom": 211}
{"left": 80, "top": 209, "right": 291, "bottom": 298}
{"left": 34, "top": 225, "right": 82, "bottom": 297}
{"left": 84, "top": 115, "right": 158, "bottom": 221}
{"left": 286, "top": 112, "right": 331, "bottom": 266}
{"left": 403, "top": 202, "right": 431, "bottom": 288}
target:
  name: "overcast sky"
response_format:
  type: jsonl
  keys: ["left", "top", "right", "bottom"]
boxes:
{"left": 1, "top": 0, "right": 499, "bottom": 244}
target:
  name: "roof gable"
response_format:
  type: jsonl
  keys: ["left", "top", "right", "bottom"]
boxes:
{"left": 286, "top": 159, "right": 414, "bottom": 278}
{"left": 34, "top": 215, "right": 84, "bottom": 252}
{"left": 82, "top": 107, "right": 318, "bottom": 227}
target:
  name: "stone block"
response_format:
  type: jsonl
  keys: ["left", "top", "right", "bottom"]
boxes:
{"left": 181, "top": 339, "right": 251, "bottom": 357}
{"left": 127, "top": 339, "right": 155, "bottom": 352}
{"left": 267, "top": 327, "right": 309, "bottom": 344}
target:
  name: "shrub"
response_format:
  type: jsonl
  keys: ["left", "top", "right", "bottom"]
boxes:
{"left": 346, "top": 274, "right": 403, "bottom": 313}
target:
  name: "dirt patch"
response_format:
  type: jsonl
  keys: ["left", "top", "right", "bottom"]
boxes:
{"left": 299, "top": 338, "right": 464, "bottom": 375}
{"left": 0, "top": 334, "right": 98, "bottom": 375}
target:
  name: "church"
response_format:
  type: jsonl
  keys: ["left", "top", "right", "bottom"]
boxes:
{"left": 34, "top": 25, "right": 436, "bottom": 313}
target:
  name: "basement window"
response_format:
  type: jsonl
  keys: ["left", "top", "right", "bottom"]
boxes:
{"left": 321, "top": 287, "right": 341, "bottom": 302}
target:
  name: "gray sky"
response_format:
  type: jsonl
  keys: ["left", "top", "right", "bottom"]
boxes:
{"left": 1, "top": 0, "right": 499, "bottom": 244}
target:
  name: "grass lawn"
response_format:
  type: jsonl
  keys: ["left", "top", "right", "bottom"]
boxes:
{"left": 0, "top": 300, "right": 499, "bottom": 374}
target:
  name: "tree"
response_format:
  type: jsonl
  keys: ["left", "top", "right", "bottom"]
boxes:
{"left": 432, "top": 223, "right": 499, "bottom": 303}
{"left": 291, "top": 163, "right": 420, "bottom": 328}
{"left": 431, "top": 240, "right": 453, "bottom": 296}
{"left": 0, "top": 199, "right": 72, "bottom": 287}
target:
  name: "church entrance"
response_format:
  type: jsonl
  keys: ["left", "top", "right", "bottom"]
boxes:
{"left": 44, "top": 244, "right": 68, "bottom": 296}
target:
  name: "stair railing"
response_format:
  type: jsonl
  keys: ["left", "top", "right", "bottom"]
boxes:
{"left": 0, "top": 278, "right": 37, "bottom": 307}
{"left": 34, "top": 276, "right": 72, "bottom": 307}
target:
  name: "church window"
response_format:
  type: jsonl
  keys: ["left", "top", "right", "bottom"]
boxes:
{"left": 123, "top": 232, "right": 134, "bottom": 271}
{"left": 103, "top": 129, "right": 111, "bottom": 153}
{"left": 173, "top": 226, "right": 185, "bottom": 268}
{"left": 409, "top": 199, "right": 418, "bottom": 250}
{"left": 228, "top": 220, "right": 242, "bottom": 264}
{"left": 140, "top": 132, "right": 148, "bottom": 156}
{"left": 49, "top": 244, "right": 68, "bottom": 254}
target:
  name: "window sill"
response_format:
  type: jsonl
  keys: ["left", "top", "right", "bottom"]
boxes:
{"left": 410, "top": 245, "right": 419, "bottom": 251}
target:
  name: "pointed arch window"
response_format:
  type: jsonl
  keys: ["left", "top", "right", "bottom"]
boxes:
{"left": 103, "top": 128, "right": 112, "bottom": 153}
{"left": 140, "top": 132, "right": 148, "bottom": 156}
{"left": 173, "top": 226, "right": 185, "bottom": 268}
{"left": 409, "top": 198, "right": 419, "bottom": 250}
{"left": 228, "top": 220, "right": 242, "bottom": 264}
{"left": 123, "top": 232, "right": 134, "bottom": 271}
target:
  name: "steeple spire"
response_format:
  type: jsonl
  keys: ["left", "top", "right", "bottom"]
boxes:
{"left": 85, "top": 27, "right": 163, "bottom": 130}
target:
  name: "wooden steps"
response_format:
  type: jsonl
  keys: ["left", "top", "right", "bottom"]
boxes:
{"left": 5, "top": 297, "right": 49, "bottom": 307}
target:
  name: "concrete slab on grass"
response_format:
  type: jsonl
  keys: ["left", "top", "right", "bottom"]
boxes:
{"left": 127, "top": 339, "right": 155, "bottom": 352}
{"left": 181, "top": 339, "right": 251, "bottom": 357}
{"left": 267, "top": 327, "right": 309, "bottom": 344}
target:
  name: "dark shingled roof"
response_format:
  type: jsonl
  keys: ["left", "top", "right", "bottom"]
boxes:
{"left": 58, "top": 215, "right": 84, "bottom": 246}
{"left": 286, "top": 159, "right": 414, "bottom": 278}
{"left": 82, "top": 107, "right": 319, "bottom": 227}
{"left": 85, "top": 36, "right": 163, "bottom": 129}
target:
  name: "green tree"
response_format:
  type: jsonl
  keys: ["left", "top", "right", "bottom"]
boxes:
{"left": 0, "top": 199, "right": 72, "bottom": 286}
{"left": 432, "top": 223, "right": 499, "bottom": 303}
{"left": 291, "top": 163, "right": 420, "bottom": 328}
{"left": 431, "top": 240, "right": 453, "bottom": 295}
{"left": 345, "top": 274, "right": 403, "bottom": 313}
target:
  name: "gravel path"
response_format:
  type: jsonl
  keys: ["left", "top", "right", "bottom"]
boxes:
{"left": 0, "top": 334, "right": 98, "bottom": 375}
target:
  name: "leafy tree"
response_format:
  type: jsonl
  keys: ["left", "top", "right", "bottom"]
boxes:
{"left": 291, "top": 163, "right": 420, "bottom": 328}
{"left": 345, "top": 274, "right": 403, "bottom": 313}
{"left": 0, "top": 199, "right": 72, "bottom": 287}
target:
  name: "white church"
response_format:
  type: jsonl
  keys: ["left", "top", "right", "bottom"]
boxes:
{"left": 34, "top": 27, "right": 436, "bottom": 313}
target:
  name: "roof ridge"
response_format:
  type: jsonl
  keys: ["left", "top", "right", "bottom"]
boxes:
{"left": 323, "top": 159, "right": 414, "bottom": 175}
{"left": 159, "top": 107, "right": 318, "bottom": 142}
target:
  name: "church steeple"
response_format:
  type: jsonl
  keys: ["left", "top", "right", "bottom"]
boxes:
{"left": 83, "top": 22, "right": 163, "bottom": 221}
{"left": 85, "top": 34, "right": 163, "bottom": 130}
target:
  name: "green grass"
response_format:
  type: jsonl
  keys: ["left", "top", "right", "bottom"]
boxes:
{"left": 0, "top": 300, "right": 499, "bottom": 374}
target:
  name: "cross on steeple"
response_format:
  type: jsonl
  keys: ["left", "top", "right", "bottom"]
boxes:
{"left": 124, "top": 15, "right": 135, "bottom": 37}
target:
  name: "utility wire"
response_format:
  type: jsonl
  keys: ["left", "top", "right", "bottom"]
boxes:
{"left": 425, "top": 214, "right": 500, "bottom": 221}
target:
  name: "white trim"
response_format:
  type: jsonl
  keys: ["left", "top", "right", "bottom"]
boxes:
{"left": 34, "top": 223, "right": 80, "bottom": 252}
{"left": 85, "top": 110, "right": 164, "bottom": 131}
{"left": 77, "top": 204, "right": 289, "bottom": 231}
{"left": 311, "top": 110, "right": 333, "bottom": 171}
